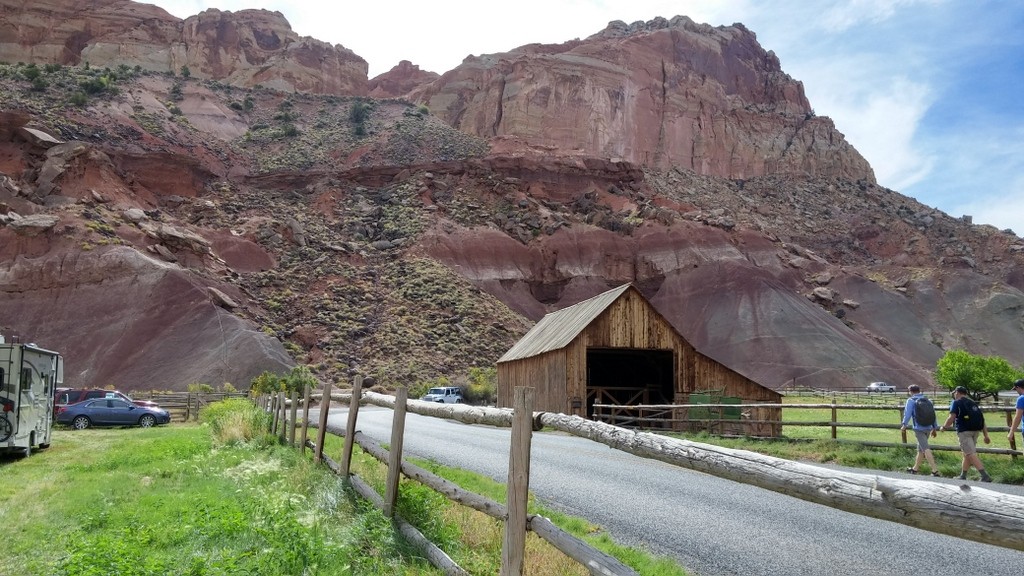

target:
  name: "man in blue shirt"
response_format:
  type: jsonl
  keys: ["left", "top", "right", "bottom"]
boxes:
{"left": 1009, "top": 379, "right": 1024, "bottom": 446}
{"left": 900, "top": 384, "right": 939, "bottom": 476}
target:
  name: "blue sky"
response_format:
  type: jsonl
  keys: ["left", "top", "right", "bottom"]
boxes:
{"left": 150, "top": 0, "right": 1024, "bottom": 233}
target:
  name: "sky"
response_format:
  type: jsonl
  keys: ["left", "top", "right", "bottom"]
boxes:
{"left": 148, "top": 0, "right": 1024, "bottom": 233}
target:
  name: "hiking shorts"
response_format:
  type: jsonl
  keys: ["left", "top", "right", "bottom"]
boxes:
{"left": 913, "top": 429, "right": 932, "bottom": 452}
{"left": 957, "top": 430, "right": 980, "bottom": 455}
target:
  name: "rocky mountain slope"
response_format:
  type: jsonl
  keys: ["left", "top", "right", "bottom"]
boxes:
{"left": 1, "top": 3, "right": 1022, "bottom": 394}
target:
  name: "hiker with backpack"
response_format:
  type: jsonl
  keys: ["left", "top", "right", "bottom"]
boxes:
{"left": 939, "top": 385, "right": 992, "bottom": 482}
{"left": 900, "top": 384, "right": 940, "bottom": 476}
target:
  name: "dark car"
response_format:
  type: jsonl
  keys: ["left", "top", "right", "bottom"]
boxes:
{"left": 56, "top": 398, "right": 171, "bottom": 430}
{"left": 54, "top": 388, "right": 161, "bottom": 418}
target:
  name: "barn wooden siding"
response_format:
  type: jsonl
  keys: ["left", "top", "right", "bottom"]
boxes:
{"left": 497, "top": 284, "right": 782, "bottom": 436}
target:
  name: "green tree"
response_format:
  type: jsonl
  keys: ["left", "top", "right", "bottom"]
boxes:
{"left": 935, "top": 349, "right": 1024, "bottom": 399}
{"left": 250, "top": 370, "right": 283, "bottom": 395}
{"left": 465, "top": 366, "right": 497, "bottom": 404}
{"left": 284, "top": 365, "right": 318, "bottom": 394}
{"left": 179, "top": 65, "right": 191, "bottom": 78}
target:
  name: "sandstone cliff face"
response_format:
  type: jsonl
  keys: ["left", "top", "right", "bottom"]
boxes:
{"left": 410, "top": 16, "right": 874, "bottom": 180}
{"left": 0, "top": 0, "right": 368, "bottom": 95}
{"left": 368, "top": 60, "right": 440, "bottom": 99}
{"left": 1, "top": 5, "right": 1021, "bottom": 395}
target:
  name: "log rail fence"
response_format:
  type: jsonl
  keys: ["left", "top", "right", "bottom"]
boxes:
{"left": 592, "top": 402, "right": 1023, "bottom": 456}
{"left": 258, "top": 382, "right": 1024, "bottom": 575}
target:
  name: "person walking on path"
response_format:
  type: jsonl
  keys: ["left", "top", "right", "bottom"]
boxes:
{"left": 939, "top": 386, "right": 992, "bottom": 482}
{"left": 1009, "top": 379, "right": 1024, "bottom": 446}
{"left": 900, "top": 384, "right": 940, "bottom": 476}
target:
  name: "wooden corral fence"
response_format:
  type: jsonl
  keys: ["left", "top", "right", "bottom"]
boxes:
{"left": 260, "top": 382, "right": 1024, "bottom": 573}
{"left": 134, "top": 391, "right": 249, "bottom": 422}
{"left": 264, "top": 379, "right": 637, "bottom": 576}
{"left": 592, "top": 402, "right": 1023, "bottom": 457}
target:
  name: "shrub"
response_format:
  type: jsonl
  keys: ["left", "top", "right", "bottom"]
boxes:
{"left": 68, "top": 92, "right": 88, "bottom": 107}
{"left": 187, "top": 381, "right": 215, "bottom": 394}
{"left": 251, "top": 370, "right": 284, "bottom": 394}
{"left": 465, "top": 366, "right": 497, "bottom": 404}
{"left": 200, "top": 397, "right": 273, "bottom": 445}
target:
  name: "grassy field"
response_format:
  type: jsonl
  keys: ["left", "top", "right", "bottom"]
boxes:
{"left": 0, "top": 424, "right": 444, "bottom": 575}
{"left": 1, "top": 400, "right": 687, "bottom": 576}
{"left": 676, "top": 394, "right": 1024, "bottom": 483}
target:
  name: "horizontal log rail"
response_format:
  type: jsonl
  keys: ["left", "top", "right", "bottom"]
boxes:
{"left": 329, "top": 391, "right": 1024, "bottom": 553}
{"left": 590, "top": 401, "right": 1023, "bottom": 455}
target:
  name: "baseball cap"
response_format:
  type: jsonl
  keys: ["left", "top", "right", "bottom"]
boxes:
{"left": 1011, "top": 379, "right": 1024, "bottom": 390}
{"left": 952, "top": 385, "right": 969, "bottom": 396}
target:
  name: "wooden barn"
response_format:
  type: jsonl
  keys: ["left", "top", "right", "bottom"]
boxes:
{"left": 497, "top": 284, "right": 782, "bottom": 436}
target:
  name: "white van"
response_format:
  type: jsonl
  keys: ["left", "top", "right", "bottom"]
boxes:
{"left": 0, "top": 338, "right": 63, "bottom": 456}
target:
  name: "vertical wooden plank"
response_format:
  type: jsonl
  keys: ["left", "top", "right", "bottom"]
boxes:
{"left": 384, "top": 386, "right": 408, "bottom": 517}
{"left": 270, "top": 393, "right": 279, "bottom": 435}
{"left": 501, "top": 386, "right": 533, "bottom": 576}
{"left": 314, "top": 381, "right": 332, "bottom": 463}
{"left": 299, "top": 383, "right": 311, "bottom": 454}
{"left": 288, "top": 389, "right": 298, "bottom": 447}
{"left": 339, "top": 375, "right": 363, "bottom": 478}
{"left": 278, "top": 391, "right": 287, "bottom": 442}
{"left": 831, "top": 401, "right": 838, "bottom": 440}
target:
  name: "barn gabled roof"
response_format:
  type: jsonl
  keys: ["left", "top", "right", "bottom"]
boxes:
{"left": 498, "top": 283, "right": 633, "bottom": 363}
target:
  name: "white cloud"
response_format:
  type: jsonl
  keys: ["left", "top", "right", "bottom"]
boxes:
{"left": 817, "top": 0, "right": 943, "bottom": 32}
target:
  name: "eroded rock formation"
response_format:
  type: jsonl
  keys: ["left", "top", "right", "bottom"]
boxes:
{"left": 0, "top": 0, "right": 368, "bottom": 94}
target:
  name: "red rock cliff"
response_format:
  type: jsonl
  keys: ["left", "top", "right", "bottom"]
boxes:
{"left": 0, "top": 0, "right": 368, "bottom": 95}
{"left": 410, "top": 16, "right": 874, "bottom": 180}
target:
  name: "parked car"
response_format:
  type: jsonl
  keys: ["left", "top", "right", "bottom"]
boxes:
{"left": 54, "top": 388, "right": 160, "bottom": 418}
{"left": 420, "top": 386, "right": 464, "bottom": 403}
{"left": 865, "top": 382, "right": 896, "bottom": 393}
{"left": 56, "top": 398, "right": 171, "bottom": 430}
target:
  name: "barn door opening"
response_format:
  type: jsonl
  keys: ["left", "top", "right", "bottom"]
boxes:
{"left": 585, "top": 348, "right": 673, "bottom": 419}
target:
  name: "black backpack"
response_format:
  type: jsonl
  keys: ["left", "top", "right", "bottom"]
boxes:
{"left": 958, "top": 397, "right": 985, "bottom": 431}
{"left": 913, "top": 396, "right": 936, "bottom": 426}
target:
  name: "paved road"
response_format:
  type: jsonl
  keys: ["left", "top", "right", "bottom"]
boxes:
{"left": 316, "top": 406, "right": 1024, "bottom": 576}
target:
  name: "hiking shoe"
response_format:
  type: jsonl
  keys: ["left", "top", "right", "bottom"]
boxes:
{"left": 958, "top": 472, "right": 968, "bottom": 480}
{"left": 931, "top": 471, "right": 940, "bottom": 477}
{"left": 906, "top": 467, "right": 918, "bottom": 474}
{"left": 981, "top": 472, "right": 992, "bottom": 482}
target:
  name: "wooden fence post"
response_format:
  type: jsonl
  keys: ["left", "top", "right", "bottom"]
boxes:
{"left": 340, "top": 375, "right": 363, "bottom": 478}
{"left": 384, "top": 387, "right": 409, "bottom": 518}
{"left": 831, "top": 400, "right": 837, "bottom": 440}
{"left": 1008, "top": 410, "right": 1019, "bottom": 458}
{"left": 270, "top": 393, "right": 280, "bottom": 435}
{"left": 299, "top": 383, "right": 311, "bottom": 454}
{"left": 279, "top": 391, "right": 288, "bottom": 442}
{"left": 501, "top": 386, "right": 533, "bottom": 576}
{"left": 288, "top": 389, "right": 298, "bottom": 447}
{"left": 314, "top": 381, "right": 332, "bottom": 463}
{"left": 899, "top": 406, "right": 907, "bottom": 444}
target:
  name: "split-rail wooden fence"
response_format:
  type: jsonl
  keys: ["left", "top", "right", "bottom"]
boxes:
{"left": 592, "top": 402, "right": 1023, "bottom": 456}
{"left": 258, "top": 381, "right": 1024, "bottom": 575}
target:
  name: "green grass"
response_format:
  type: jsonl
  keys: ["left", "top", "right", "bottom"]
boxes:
{"left": 3, "top": 402, "right": 688, "bottom": 576}
{"left": 317, "top": 433, "right": 688, "bottom": 576}
{"left": 0, "top": 424, "right": 440, "bottom": 576}
{"left": 667, "top": 398, "right": 1024, "bottom": 484}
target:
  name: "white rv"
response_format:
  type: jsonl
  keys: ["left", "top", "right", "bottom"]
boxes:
{"left": 0, "top": 338, "right": 63, "bottom": 456}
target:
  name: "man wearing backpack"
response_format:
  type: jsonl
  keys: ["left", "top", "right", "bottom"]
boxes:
{"left": 939, "top": 385, "right": 992, "bottom": 482}
{"left": 900, "top": 384, "right": 939, "bottom": 476}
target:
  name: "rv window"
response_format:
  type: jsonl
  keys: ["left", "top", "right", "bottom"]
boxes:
{"left": 0, "top": 368, "right": 4, "bottom": 386}
{"left": 21, "top": 368, "right": 31, "bottom": 389}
